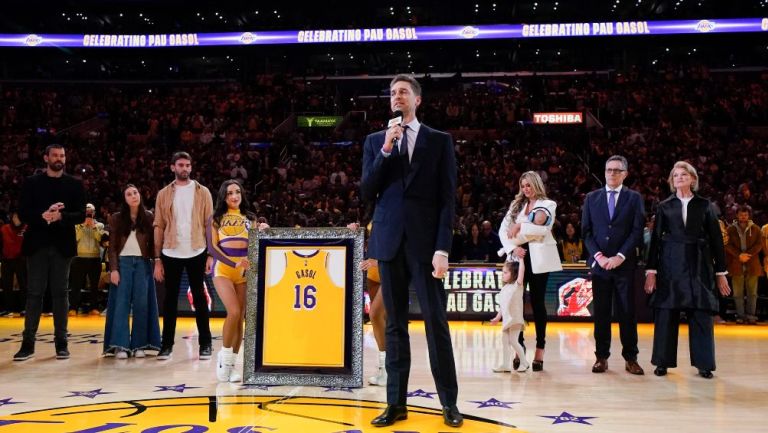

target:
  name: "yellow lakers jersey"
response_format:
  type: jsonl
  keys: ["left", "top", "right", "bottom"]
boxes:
{"left": 263, "top": 249, "right": 346, "bottom": 367}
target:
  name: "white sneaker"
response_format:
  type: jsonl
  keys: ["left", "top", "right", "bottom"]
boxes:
{"left": 368, "top": 367, "right": 387, "bottom": 386}
{"left": 134, "top": 350, "right": 146, "bottom": 358}
{"left": 217, "top": 350, "right": 234, "bottom": 382}
{"left": 516, "top": 360, "right": 530, "bottom": 372}
{"left": 492, "top": 364, "right": 511, "bottom": 373}
{"left": 229, "top": 370, "right": 242, "bottom": 383}
{"left": 116, "top": 351, "right": 128, "bottom": 359}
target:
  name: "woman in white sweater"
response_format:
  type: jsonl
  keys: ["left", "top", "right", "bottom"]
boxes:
{"left": 498, "top": 171, "right": 562, "bottom": 371}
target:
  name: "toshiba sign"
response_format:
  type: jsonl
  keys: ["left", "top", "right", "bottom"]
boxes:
{"left": 533, "top": 112, "right": 583, "bottom": 124}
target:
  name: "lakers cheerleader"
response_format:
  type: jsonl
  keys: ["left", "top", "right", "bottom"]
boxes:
{"left": 206, "top": 180, "right": 267, "bottom": 382}
{"left": 349, "top": 222, "right": 388, "bottom": 385}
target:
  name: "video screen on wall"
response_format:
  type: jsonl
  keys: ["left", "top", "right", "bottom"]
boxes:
{"left": 401, "top": 264, "right": 593, "bottom": 321}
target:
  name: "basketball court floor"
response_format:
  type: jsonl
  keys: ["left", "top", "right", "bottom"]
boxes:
{"left": 0, "top": 318, "right": 765, "bottom": 432}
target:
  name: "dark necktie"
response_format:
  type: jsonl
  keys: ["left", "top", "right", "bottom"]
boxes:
{"left": 400, "top": 125, "right": 409, "bottom": 160}
{"left": 608, "top": 190, "right": 617, "bottom": 219}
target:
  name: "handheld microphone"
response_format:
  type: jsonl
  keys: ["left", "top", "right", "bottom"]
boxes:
{"left": 388, "top": 110, "right": 404, "bottom": 150}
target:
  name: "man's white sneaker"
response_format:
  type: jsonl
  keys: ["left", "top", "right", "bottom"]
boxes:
{"left": 134, "top": 350, "right": 146, "bottom": 358}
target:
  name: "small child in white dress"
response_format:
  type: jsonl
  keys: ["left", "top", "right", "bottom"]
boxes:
{"left": 491, "top": 259, "right": 529, "bottom": 373}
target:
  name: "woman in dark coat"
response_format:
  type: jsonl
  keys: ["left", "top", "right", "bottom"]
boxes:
{"left": 644, "top": 161, "right": 730, "bottom": 379}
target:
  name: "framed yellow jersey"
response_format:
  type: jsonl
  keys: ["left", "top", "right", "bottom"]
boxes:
{"left": 244, "top": 227, "right": 364, "bottom": 388}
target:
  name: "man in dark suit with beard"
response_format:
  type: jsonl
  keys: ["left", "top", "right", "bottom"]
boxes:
{"left": 361, "top": 74, "right": 461, "bottom": 428}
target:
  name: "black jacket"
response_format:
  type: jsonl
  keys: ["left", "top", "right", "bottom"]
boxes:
{"left": 19, "top": 172, "right": 86, "bottom": 257}
{"left": 646, "top": 194, "right": 726, "bottom": 312}
{"left": 361, "top": 124, "right": 457, "bottom": 263}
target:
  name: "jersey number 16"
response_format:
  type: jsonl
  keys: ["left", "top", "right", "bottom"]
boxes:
{"left": 293, "top": 284, "right": 317, "bottom": 310}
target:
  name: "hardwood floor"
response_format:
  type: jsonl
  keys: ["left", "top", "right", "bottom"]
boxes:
{"left": 0, "top": 317, "right": 765, "bottom": 432}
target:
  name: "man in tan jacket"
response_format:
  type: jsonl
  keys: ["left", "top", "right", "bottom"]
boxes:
{"left": 725, "top": 206, "right": 763, "bottom": 324}
{"left": 153, "top": 151, "right": 214, "bottom": 360}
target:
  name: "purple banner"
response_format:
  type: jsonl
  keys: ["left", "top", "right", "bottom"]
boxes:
{"left": 0, "top": 18, "right": 765, "bottom": 48}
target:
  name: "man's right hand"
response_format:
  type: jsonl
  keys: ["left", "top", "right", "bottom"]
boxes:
{"left": 154, "top": 259, "right": 164, "bottom": 282}
{"left": 383, "top": 125, "right": 403, "bottom": 153}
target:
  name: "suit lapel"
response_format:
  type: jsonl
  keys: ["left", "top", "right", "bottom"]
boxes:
{"left": 404, "top": 125, "right": 428, "bottom": 189}
{"left": 596, "top": 190, "right": 610, "bottom": 222}
{"left": 612, "top": 188, "right": 630, "bottom": 222}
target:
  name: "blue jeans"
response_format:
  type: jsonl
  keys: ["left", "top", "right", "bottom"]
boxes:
{"left": 103, "top": 256, "right": 161, "bottom": 354}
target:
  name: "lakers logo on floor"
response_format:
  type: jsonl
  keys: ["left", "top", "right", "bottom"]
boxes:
{"left": 0, "top": 395, "right": 526, "bottom": 432}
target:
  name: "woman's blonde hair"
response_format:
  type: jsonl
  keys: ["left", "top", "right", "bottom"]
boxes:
{"left": 508, "top": 171, "right": 548, "bottom": 219}
{"left": 667, "top": 161, "right": 699, "bottom": 192}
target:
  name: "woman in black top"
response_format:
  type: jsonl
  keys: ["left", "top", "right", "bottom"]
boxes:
{"left": 644, "top": 161, "right": 730, "bottom": 379}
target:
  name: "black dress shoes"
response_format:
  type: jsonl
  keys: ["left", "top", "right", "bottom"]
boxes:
{"left": 654, "top": 367, "right": 667, "bottom": 376}
{"left": 371, "top": 404, "right": 407, "bottom": 427}
{"left": 443, "top": 406, "right": 463, "bottom": 428}
{"left": 698, "top": 369, "right": 713, "bottom": 379}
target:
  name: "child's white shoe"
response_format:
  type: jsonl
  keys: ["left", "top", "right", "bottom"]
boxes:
{"left": 492, "top": 363, "right": 511, "bottom": 373}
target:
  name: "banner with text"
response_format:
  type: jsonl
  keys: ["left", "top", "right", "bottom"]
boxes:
{"left": 1, "top": 18, "right": 765, "bottom": 48}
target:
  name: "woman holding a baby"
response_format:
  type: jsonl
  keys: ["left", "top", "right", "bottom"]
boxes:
{"left": 498, "top": 171, "right": 563, "bottom": 371}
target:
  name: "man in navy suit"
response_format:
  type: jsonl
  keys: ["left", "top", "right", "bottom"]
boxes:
{"left": 582, "top": 155, "right": 646, "bottom": 375}
{"left": 361, "top": 75, "right": 461, "bottom": 428}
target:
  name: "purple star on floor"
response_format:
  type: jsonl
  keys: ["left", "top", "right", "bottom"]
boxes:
{"left": 154, "top": 384, "right": 201, "bottom": 393}
{"left": 540, "top": 411, "right": 597, "bottom": 425}
{"left": 469, "top": 398, "right": 520, "bottom": 409}
{"left": 64, "top": 389, "right": 115, "bottom": 399}
{"left": 240, "top": 384, "right": 274, "bottom": 391}
{"left": 406, "top": 389, "right": 437, "bottom": 399}
{"left": 0, "top": 398, "right": 24, "bottom": 407}
{"left": 323, "top": 386, "right": 355, "bottom": 393}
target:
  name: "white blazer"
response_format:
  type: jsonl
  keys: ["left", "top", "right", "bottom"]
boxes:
{"left": 498, "top": 198, "right": 563, "bottom": 275}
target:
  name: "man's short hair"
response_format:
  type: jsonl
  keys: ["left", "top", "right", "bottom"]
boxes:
{"left": 390, "top": 74, "right": 422, "bottom": 96}
{"left": 606, "top": 155, "right": 628, "bottom": 171}
{"left": 171, "top": 151, "right": 192, "bottom": 164}
{"left": 737, "top": 205, "right": 752, "bottom": 215}
{"left": 44, "top": 144, "right": 64, "bottom": 156}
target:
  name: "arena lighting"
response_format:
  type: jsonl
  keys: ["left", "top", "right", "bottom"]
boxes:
{"left": 0, "top": 17, "right": 765, "bottom": 47}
